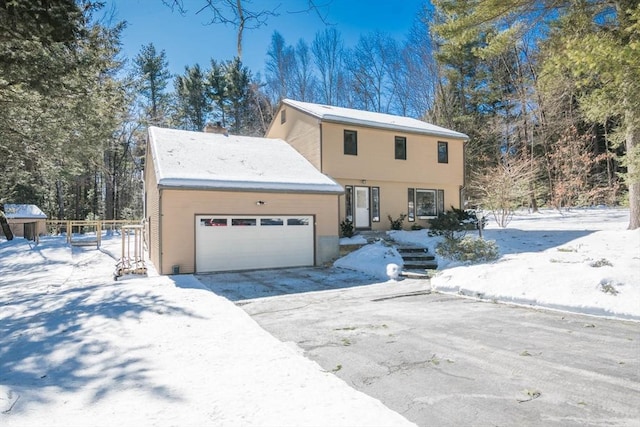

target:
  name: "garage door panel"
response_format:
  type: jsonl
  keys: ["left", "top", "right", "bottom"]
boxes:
{"left": 196, "top": 215, "right": 314, "bottom": 273}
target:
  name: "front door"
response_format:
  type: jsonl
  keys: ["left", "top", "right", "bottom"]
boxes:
{"left": 354, "top": 186, "right": 370, "bottom": 228}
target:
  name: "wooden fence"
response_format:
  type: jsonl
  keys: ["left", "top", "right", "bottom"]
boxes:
{"left": 46, "top": 220, "right": 145, "bottom": 248}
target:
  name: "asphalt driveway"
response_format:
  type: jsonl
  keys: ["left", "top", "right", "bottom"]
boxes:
{"left": 197, "top": 269, "right": 640, "bottom": 427}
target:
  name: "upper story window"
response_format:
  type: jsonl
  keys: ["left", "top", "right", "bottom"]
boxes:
{"left": 395, "top": 136, "right": 407, "bottom": 160}
{"left": 344, "top": 130, "right": 358, "bottom": 155}
{"left": 438, "top": 141, "right": 449, "bottom": 163}
{"left": 280, "top": 109, "right": 286, "bottom": 124}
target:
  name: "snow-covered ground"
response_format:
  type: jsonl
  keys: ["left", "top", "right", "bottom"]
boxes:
{"left": 338, "top": 207, "right": 640, "bottom": 321}
{"left": 0, "top": 234, "right": 413, "bottom": 426}
{"left": 1, "top": 208, "right": 638, "bottom": 426}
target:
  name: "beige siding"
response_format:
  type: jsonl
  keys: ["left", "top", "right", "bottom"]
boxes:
{"left": 144, "top": 145, "right": 162, "bottom": 272}
{"left": 266, "top": 105, "right": 322, "bottom": 170}
{"left": 268, "top": 107, "right": 466, "bottom": 230}
{"left": 321, "top": 122, "right": 464, "bottom": 185}
{"left": 339, "top": 179, "right": 461, "bottom": 231}
{"left": 159, "top": 189, "right": 339, "bottom": 275}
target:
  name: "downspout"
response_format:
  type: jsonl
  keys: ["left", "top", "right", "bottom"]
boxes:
{"left": 319, "top": 121, "right": 324, "bottom": 173}
{"left": 158, "top": 188, "right": 163, "bottom": 275}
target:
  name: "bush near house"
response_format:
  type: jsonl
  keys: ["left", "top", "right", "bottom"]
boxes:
{"left": 340, "top": 218, "right": 355, "bottom": 238}
{"left": 429, "top": 208, "right": 497, "bottom": 263}
{"left": 428, "top": 207, "right": 485, "bottom": 240}
{"left": 436, "top": 236, "right": 499, "bottom": 263}
{"left": 388, "top": 213, "right": 407, "bottom": 230}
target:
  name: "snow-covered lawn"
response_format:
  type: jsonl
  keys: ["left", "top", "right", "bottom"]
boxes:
{"left": 338, "top": 207, "right": 640, "bottom": 320}
{"left": 0, "top": 236, "right": 413, "bottom": 426}
{"left": 1, "top": 207, "right": 638, "bottom": 426}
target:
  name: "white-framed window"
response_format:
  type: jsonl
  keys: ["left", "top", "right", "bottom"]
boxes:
{"left": 416, "top": 189, "right": 436, "bottom": 218}
{"left": 409, "top": 189, "right": 445, "bottom": 219}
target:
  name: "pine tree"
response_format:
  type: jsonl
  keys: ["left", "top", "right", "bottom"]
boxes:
{"left": 134, "top": 43, "right": 171, "bottom": 126}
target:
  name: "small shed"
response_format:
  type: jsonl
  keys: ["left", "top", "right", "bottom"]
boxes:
{"left": 4, "top": 204, "right": 48, "bottom": 240}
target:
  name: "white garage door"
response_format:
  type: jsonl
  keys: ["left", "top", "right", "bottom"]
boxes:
{"left": 195, "top": 215, "right": 314, "bottom": 273}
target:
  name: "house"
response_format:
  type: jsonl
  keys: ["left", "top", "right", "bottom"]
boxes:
{"left": 3, "top": 204, "right": 48, "bottom": 240}
{"left": 144, "top": 126, "right": 344, "bottom": 275}
{"left": 266, "top": 99, "right": 469, "bottom": 231}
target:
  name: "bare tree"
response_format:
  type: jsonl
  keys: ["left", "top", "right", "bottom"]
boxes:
{"left": 265, "top": 31, "right": 294, "bottom": 103}
{"left": 469, "top": 154, "right": 539, "bottom": 227}
{"left": 344, "top": 31, "right": 398, "bottom": 113}
{"left": 311, "top": 28, "right": 343, "bottom": 105}
{"left": 291, "top": 39, "right": 317, "bottom": 102}
{"left": 400, "top": 16, "right": 439, "bottom": 118}
{"left": 163, "top": 0, "right": 279, "bottom": 59}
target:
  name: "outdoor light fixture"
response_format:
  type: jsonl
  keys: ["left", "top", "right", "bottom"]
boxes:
{"left": 256, "top": 200, "right": 266, "bottom": 205}
{"left": 361, "top": 179, "right": 367, "bottom": 184}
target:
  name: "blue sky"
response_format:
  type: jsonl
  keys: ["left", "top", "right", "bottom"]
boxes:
{"left": 103, "top": 0, "right": 428, "bottom": 78}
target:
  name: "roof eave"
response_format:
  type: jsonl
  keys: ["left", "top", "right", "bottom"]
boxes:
{"left": 321, "top": 116, "right": 469, "bottom": 140}
{"left": 157, "top": 179, "right": 344, "bottom": 195}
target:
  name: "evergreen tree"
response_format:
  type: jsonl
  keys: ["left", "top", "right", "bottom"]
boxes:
{"left": 172, "top": 64, "right": 211, "bottom": 131}
{"left": 431, "top": 0, "right": 640, "bottom": 228}
{"left": 225, "top": 57, "right": 251, "bottom": 134}
{"left": 0, "top": 0, "right": 129, "bottom": 220}
{"left": 134, "top": 43, "right": 171, "bottom": 125}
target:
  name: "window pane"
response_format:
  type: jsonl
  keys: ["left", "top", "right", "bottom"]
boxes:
{"left": 287, "top": 218, "right": 310, "bottom": 226}
{"left": 201, "top": 218, "right": 227, "bottom": 226}
{"left": 345, "top": 186, "right": 353, "bottom": 221}
{"left": 372, "top": 187, "right": 380, "bottom": 222}
{"left": 416, "top": 190, "right": 436, "bottom": 217}
{"left": 356, "top": 187, "right": 367, "bottom": 208}
{"left": 232, "top": 218, "right": 256, "bottom": 226}
{"left": 260, "top": 218, "right": 283, "bottom": 226}
{"left": 408, "top": 188, "right": 415, "bottom": 222}
{"left": 438, "top": 141, "right": 448, "bottom": 163}
{"left": 437, "top": 190, "right": 445, "bottom": 214}
{"left": 280, "top": 109, "right": 286, "bottom": 124}
{"left": 395, "top": 136, "right": 406, "bottom": 160}
{"left": 344, "top": 130, "right": 357, "bottom": 155}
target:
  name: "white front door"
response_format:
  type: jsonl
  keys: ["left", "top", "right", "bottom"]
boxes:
{"left": 354, "top": 186, "right": 370, "bottom": 228}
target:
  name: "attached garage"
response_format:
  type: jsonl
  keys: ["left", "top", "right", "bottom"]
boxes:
{"left": 195, "top": 215, "right": 314, "bottom": 272}
{"left": 145, "top": 126, "right": 343, "bottom": 275}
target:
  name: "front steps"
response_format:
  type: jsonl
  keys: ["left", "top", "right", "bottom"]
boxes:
{"left": 397, "top": 246, "right": 437, "bottom": 279}
{"left": 341, "top": 231, "right": 438, "bottom": 279}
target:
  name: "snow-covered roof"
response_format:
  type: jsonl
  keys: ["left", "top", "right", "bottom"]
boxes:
{"left": 148, "top": 126, "right": 343, "bottom": 194}
{"left": 3, "top": 204, "right": 47, "bottom": 219}
{"left": 282, "top": 99, "right": 469, "bottom": 140}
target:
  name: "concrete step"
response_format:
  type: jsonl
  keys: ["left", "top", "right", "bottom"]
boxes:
{"left": 403, "top": 261, "right": 438, "bottom": 270}
{"left": 396, "top": 246, "right": 429, "bottom": 253}
{"left": 400, "top": 270, "right": 433, "bottom": 280}
{"left": 401, "top": 254, "right": 436, "bottom": 261}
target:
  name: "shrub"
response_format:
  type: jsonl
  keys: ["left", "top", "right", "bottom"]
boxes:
{"left": 428, "top": 207, "right": 485, "bottom": 240}
{"left": 436, "top": 236, "right": 499, "bottom": 263}
{"left": 387, "top": 213, "right": 407, "bottom": 230}
{"left": 410, "top": 223, "right": 424, "bottom": 230}
{"left": 340, "top": 218, "right": 355, "bottom": 238}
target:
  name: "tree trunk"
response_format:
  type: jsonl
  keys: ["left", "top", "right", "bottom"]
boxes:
{"left": 236, "top": 0, "right": 244, "bottom": 59}
{"left": 56, "top": 180, "right": 65, "bottom": 219}
{"left": 626, "top": 115, "right": 639, "bottom": 229}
